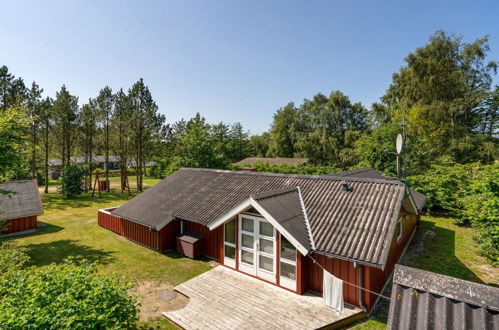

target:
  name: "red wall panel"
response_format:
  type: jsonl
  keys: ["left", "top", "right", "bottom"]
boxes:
{"left": 185, "top": 221, "right": 223, "bottom": 261}
{"left": 159, "top": 220, "right": 180, "bottom": 252}
{"left": 3, "top": 215, "right": 37, "bottom": 234}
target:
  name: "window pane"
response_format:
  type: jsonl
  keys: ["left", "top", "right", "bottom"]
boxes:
{"left": 260, "top": 221, "right": 273, "bottom": 237}
{"left": 280, "top": 262, "right": 296, "bottom": 280}
{"left": 241, "top": 250, "right": 254, "bottom": 265}
{"left": 242, "top": 234, "right": 254, "bottom": 248}
{"left": 259, "top": 255, "right": 273, "bottom": 272}
{"left": 241, "top": 217, "right": 254, "bottom": 232}
{"left": 259, "top": 238, "right": 273, "bottom": 255}
{"left": 281, "top": 236, "right": 296, "bottom": 261}
{"left": 224, "top": 219, "right": 236, "bottom": 244}
{"left": 224, "top": 245, "right": 235, "bottom": 260}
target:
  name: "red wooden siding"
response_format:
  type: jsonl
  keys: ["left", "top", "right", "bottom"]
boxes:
{"left": 305, "top": 253, "right": 360, "bottom": 307}
{"left": 185, "top": 221, "right": 223, "bottom": 260}
{"left": 159, "top": 220, "right": 180, "bottom": 252}
{"left": 3, "top": 215, "right": 37, "bottom": 234}
{"left": 98, "top": 209, "right": 158, "bottom": 250}
{"left": 363, "top": 210, "right": 417, "bottom": 309}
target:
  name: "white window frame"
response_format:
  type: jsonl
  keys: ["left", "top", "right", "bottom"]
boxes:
{"left": 223, "top": 219, "right": 236, "bottom": 268}
{"left": 279, "top": 233, "right": 297, "bottom": 290}
{"left": 396, "top": 216, "right": 403, "bottom": 242}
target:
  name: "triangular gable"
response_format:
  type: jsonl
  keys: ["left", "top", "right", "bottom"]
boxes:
{"left": 208, "top": 186, "right": 312, "bottom": 256}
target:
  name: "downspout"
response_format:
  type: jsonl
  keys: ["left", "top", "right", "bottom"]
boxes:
{"left": 354, "top": 262, "right": 367, "bottom": 312}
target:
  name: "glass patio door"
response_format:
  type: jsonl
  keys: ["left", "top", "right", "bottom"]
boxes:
{"left": 238, "top": 214, "right": 276, "bottom": 283}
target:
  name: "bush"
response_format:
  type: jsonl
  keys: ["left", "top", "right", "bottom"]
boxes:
{"left": 0, "top": 241, "right": 30, "bottom": 277}
{"left": 231, "top": 162, "right": 340, "bottom": 175}
{"left": 59, "top": 165, "right": 85, "bottom": 198}
{"left": 0, "top": 260, "right": 139, "bottom": 329}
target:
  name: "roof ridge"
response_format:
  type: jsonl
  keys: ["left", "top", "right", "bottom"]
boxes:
{"left": 251, "top": 186, "right": 298, "bottom": 200}
{"left": 178, "top": 167, "right": 404, "bottom": 185}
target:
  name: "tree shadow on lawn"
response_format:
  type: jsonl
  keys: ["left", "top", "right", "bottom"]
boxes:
{"left": 42, "top": 191, "right": 137, "bottom": 211}
{"left": 25, "top": 239, "right": 115, "bottom": 267}
{"left": 400, "top": 218, "right": 484, "bottom": 284}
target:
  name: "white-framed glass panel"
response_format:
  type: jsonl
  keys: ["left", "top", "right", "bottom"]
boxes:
{"left": 259, "top": 238, "right": 274, "bottom": 255}
{"left": 279, "top": 235, "right": 297, "bottom": 291}
{"left": 241, "top": 217, "right": 254, "bottom": 233}
{"left": 260, "top": 222, "right": 273, "bottom": 237}
{"left": 242, "top": 234, "right": 254, "bottom": 248}
{"left": 241, "top": 250, "right": 254, "bottom": 265}
{"left": 223, "top": 218, "right": 236, "bottom": 268}
{"left": 396, "top": 217, "right": 403, "bottom": 241}
{"left": 259, "top": 255, "right": 273, "bottom": 272}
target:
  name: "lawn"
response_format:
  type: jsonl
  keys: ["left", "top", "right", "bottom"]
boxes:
{"left": 12, "top": 178, "right": 499, "bottom": 329}
{"left": 350, "top": 215, "right": 499, "bottom": 329}
{"left": 16, "top": 179, "right": 212, "bottom": 328}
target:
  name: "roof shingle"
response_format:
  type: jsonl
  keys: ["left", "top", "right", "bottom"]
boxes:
{"left": 0, "top": 180, "right": 43, "bottom": 220}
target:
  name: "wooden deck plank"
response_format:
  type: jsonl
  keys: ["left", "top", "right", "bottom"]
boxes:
{"left": 163, "top": 266, "right": 363, "bottom": 330}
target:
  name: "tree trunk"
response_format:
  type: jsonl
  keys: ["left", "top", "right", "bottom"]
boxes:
{"left": 44, "top": 124, "right": 49, "bottom": 194}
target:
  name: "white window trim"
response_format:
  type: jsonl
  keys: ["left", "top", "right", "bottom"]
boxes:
{"left": 223, "top": 219, "right": 236, "bottom": 268}
{"left": 396, "top": 216, "right": 403, "bottom": 241}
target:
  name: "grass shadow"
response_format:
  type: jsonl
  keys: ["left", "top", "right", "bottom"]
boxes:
{"left": 25, "top": 239, "right": 115, "bottom": 266}
{"left": 400, "top": 218, "right": 484, "bottom": 284}
{"left": 41, "top": 191, "right": 138, "bottom": 211}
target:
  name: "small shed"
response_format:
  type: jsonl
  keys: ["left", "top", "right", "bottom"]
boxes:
{"left": 0, "top": 180, "right": 43, "bottom": 235}
{"left": 177, "top": 232, "right": 204, "bottom": 259}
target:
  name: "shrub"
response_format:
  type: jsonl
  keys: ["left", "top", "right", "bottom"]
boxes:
{"left": 0, "top": 241, "right": 30, "bottom": 277}
{"left": 0, "top": 260, "right": 139, "bottom": 329}
{"left": 59, "top": 165, "right": 85, "bottom": 198}
{"left": 231, "top": 162, "right": 340, "bottom": 175}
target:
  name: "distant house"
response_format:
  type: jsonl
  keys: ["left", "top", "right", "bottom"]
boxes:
{"left": 0, "top": 180, "right": 43, "bottom": 235}
{"left": 234, "top": 157, "right": 310, "bottom": 167}
{"left": 387, "top": 265, "right": 499, "bottom": 330}
{"left": 99, "top": 167, "right": 426, "bottom": 313}
{"left": 49, "top": 156, "right": 156, "bottom": 172}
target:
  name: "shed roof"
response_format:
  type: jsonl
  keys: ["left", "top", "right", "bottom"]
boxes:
{"left": 234, "top": 157, "right": 309, "bottom": 167}
{"left": 113, "top": 168, "right": 407, "bottom": 268}
{"left": 387, "top": 265, "right": 499, "bottom": 330}
{"left": 0, "top": 180, "right": 43, "bottom": 220}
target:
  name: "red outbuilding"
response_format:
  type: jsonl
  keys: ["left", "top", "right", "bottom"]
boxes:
{"left": 0, "top": 180, "right": 43, "bottom": 236}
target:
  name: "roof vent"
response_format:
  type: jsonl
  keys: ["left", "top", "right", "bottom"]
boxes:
{"left": 340, "top": 181, "right": 349, "bottom": 192}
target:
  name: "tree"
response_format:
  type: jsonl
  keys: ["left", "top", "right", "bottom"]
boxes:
{"left": 249, "top": 132, "right": 270, "bottom": 157}
{"left": 26, "top": 81, "right": 43, "bottom": 180}
{"left": 59, "top": 165, "right": 84, "bottom": 198}
{"left": 53, "top": 85, "right": 79, "bottom": 169}
{"left": 96, "top": 86, "right": 114, "bottom": 189}
{"left": 0, "top": 108, "right": 29, "bottom": 181}
{"left": 227, "top": 122, "right": 250, "bottom": 162}
{"left": 128, "top": 79, "right": 166, "bottom": 191}
{"left": 268, "top": 102, "right": 299, "bottom": 158}
{"left": 113, "top": 89, "right": 132, "bottom": 187}
{"left": 80, "top": 99, "right": 98, "bottom": 192}
{"left": 0, "top": 66, "right": 14, "bottom": 111}
{"left": 381, "top": 31, "right": 498, "bottom": 164}
{"left": 38, "top": 97, "right": 53, "bottom": 193}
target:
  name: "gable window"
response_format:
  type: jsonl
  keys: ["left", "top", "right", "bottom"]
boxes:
{"left": 395, "top": 216, "right": 403, "bottom": 241}
{"left": 224, "top": 218, "right": 236, "bottom": 267}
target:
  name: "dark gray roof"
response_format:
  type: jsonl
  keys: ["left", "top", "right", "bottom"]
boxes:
{"left": 252, "top": 186, "right": 313, "bottom": 251}
{"left": 387, "top": 265, "right": 499, "bottom": 330}
{"left": 0, "top": 180, "right": 43, "bottom": 220}
{"left": 234, "top": 157, "right": 309, "bottom": 167}
{"left": 327, "top": 167, "right": 427, "bottom": 213}
{"left": 113, "top": 168, "right": 406, "bottom": 267}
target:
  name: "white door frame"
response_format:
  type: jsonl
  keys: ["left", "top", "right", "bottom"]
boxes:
{"left": 238, "top": 214, "right": 276, "bottom": 282}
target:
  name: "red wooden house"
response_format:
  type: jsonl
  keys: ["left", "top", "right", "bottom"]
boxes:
{"left": 0, "top": 180, "right": 43, "bottom": 235}
{"left": 98, "top": 167, "right": 426, "bottom": 311}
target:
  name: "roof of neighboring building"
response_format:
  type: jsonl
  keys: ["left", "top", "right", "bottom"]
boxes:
{"left": 234, "top": 157, "right": 310, "bottom": 167}
{"left": 327, "top": 167, "right": 427, "bottom": 212}
{"left": 113, "top": 168, "right": 407, "bottom": 268}
{"left": 387, "top": 265, "right": 499, "bottom": 330}
{"left": 0, "top": 180, "right": 43, "bottom": 220}
{"left": 48, "top": 156, "right": 155, "bottom": 167}
{"left": 252, "top": 186, "right": 313, "bottom": 252}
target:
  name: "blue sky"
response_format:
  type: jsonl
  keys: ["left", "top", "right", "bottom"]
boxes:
{"left": 1, "top": 1, "right": 498, "bottom": 134}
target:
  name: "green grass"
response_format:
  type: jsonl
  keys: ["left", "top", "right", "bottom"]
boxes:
{"left": 350, "top": 215, "right": 498, "bottom": 329}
